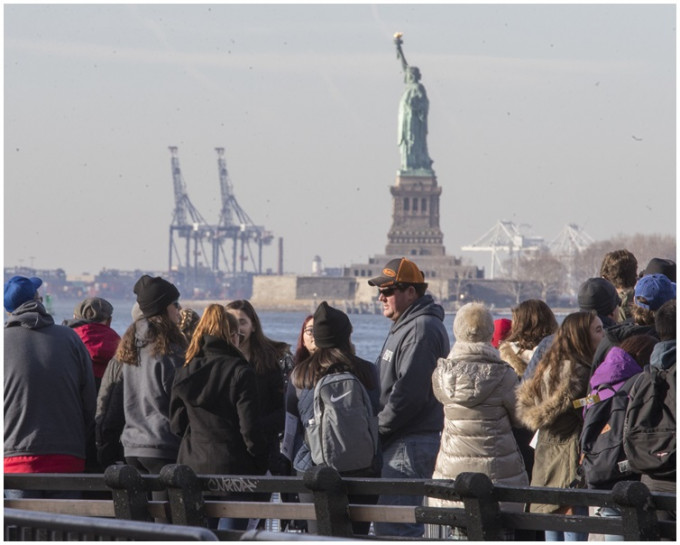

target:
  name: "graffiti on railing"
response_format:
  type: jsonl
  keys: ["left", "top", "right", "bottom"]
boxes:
{"left": 206, "top": 476, "right": 258, "bottom": 493}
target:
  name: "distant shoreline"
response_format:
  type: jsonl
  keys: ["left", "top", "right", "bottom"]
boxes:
{"left": 177, "top": 300, "right": 579, "bottom": 316}
{"left": 46, "top": 294, "right": 579, "bottom": 317}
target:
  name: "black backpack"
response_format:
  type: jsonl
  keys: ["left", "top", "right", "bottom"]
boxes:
{"left": 623, "top": 364, "right": 676, "bottom": 479}
{"left": 579, "top": 376, "right": 638, "bottom": 489}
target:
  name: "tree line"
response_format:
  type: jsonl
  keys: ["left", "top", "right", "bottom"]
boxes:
{"left": 500, "top": 233, "right": 676, "bottom": 305}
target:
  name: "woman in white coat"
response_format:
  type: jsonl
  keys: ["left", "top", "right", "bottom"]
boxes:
{"left": 430, "top": 302, "right": 528, "bottom": 539}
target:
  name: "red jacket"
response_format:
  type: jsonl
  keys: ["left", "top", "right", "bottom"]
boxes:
{"left": 74, "top": 323, "right": 121, "bottom": 379}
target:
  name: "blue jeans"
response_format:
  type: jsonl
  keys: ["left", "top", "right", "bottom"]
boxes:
{"left": 374, "top": 432, "right": 440, "bottom": 537}
{"left": 545, "top": 505, "right": 588, "bottom": 541}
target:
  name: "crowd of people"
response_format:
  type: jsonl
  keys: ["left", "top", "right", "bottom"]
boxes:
{"left": 3, "top": 252, "right": 676, "bottom": 540}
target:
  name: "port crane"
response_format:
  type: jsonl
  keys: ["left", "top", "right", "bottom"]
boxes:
{"left": 462, "top": 220, "right": 545, "bottom": 279}
{"left": 213, "top": 147, "right": 273, "bottom": 274}
{"left": 167, "top": 146, "right": 213, "bottom": 286}
{"left": 167, "top": 146, "right": 273, "bottom": 295}
{"left": 549, "top": 223, "right": 594, "bottom": 298}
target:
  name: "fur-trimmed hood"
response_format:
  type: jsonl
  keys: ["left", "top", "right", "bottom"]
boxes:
{"left": 516, "top": 358, "right": 590, "bottom": 431}
{"left": 499, "top": 341, "right": 535, "bottom": 377}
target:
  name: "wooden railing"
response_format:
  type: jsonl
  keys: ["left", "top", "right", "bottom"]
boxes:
{"left": 4, "top": 465, "right": 676, "bottom": 540}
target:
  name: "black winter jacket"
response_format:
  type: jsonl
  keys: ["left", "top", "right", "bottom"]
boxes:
{"left": 170, "top": 335, "right": 269, "bottom": 475}
{"left": 589, "top": 321, "right": 657, "bottom": 379}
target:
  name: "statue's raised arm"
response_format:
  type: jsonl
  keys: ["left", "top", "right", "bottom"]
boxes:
{"left": 393, "top": 33, "right": 434, "bottom": 174}
{"left": 394, "top": 32, "right": 409, "bottom": 72}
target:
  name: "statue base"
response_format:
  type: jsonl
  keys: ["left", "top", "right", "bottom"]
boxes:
{"left": 386, "top": 170, "right": 445, "bottom": 257}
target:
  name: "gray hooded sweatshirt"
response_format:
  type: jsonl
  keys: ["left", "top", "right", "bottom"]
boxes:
{"left": 4, "top": 300, "right": 96, "bottom": 459}
{"left": 120, "top": 319, "right": 184, "bottom": 460}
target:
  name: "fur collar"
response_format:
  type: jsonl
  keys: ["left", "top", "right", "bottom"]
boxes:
{"left": 499, "top": 342, "right": 531, "bottom": 376}
{"left": 516, "top": 358, "right": 590, "bottom": 431}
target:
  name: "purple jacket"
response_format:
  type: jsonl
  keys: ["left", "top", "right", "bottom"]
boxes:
{"left": 586, "top": 346, "right": 642, "bottom": 410}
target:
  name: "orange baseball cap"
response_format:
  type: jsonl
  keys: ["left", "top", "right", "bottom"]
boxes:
{"left": 368, "top": 257, "right": 425, "bottom": 287}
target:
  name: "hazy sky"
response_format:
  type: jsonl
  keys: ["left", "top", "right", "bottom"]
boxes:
{"left": 4, "top": 3, "right": 676, "bottom": 276}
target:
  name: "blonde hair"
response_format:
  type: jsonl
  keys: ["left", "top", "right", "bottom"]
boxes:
{"left": 185, "top": 304, "right": 234, "bottom": 364}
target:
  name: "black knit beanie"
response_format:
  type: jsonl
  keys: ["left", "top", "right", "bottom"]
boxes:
{"left": 313, "top": 301, "right": 353, "bottom": 349}
{"left": 133, "top": 275, "right": 180, "bottom": 318}
{"left": 577, "top": 277, "right": 621, "bottom": 316}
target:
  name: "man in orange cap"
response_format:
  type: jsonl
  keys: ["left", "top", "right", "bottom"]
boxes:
{"left": 368, "top": 257, "right": 450, "bottom": 537}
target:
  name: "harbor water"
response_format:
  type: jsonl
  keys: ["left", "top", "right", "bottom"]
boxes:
{"left": 46, "top": 297, "right": 489, "bottom": 361}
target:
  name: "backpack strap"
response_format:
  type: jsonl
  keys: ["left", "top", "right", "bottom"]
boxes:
{"left": 574, "top": 383, "right": 617, "bottom": 409}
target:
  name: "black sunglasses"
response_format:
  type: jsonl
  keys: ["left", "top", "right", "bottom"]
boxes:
{"left": 378, "top": 284, "right": 407, "bottom": 297}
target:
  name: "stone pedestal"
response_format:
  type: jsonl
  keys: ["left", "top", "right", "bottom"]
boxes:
{"left": 385, "top": 171, "right": 445, "bottom": 257}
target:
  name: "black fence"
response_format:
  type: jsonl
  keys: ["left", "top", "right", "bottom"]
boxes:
{"left": 4, "top": 465, "right": 676, "bottom": 541}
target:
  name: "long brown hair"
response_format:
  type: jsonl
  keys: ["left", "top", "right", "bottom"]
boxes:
{"left": 526, "top": 311, "right": 598, "bottom": 398}
{"left": 225, "top": 299, "right": 289, "bottom": 375}
{"left": 184, "top": 304, "right": 234, "bottom": 364}
{"left": 116, "top": 313, "right": 187, "bottom": 365}
{"left": 291, "top": 342, "right": 374, "bottom": 392}
{"left": 178, "top": 308, "right": 201, "bottom": 343}
{"left": 619, "top": 334, "right": 658, "bottom": 368}
{"left": 505, "top": 299, "right": 558, "bottom": 351}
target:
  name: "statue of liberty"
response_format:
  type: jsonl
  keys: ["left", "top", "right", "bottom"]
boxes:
{"left": 394, "top": 33, "right": 433, "bottom": 173}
